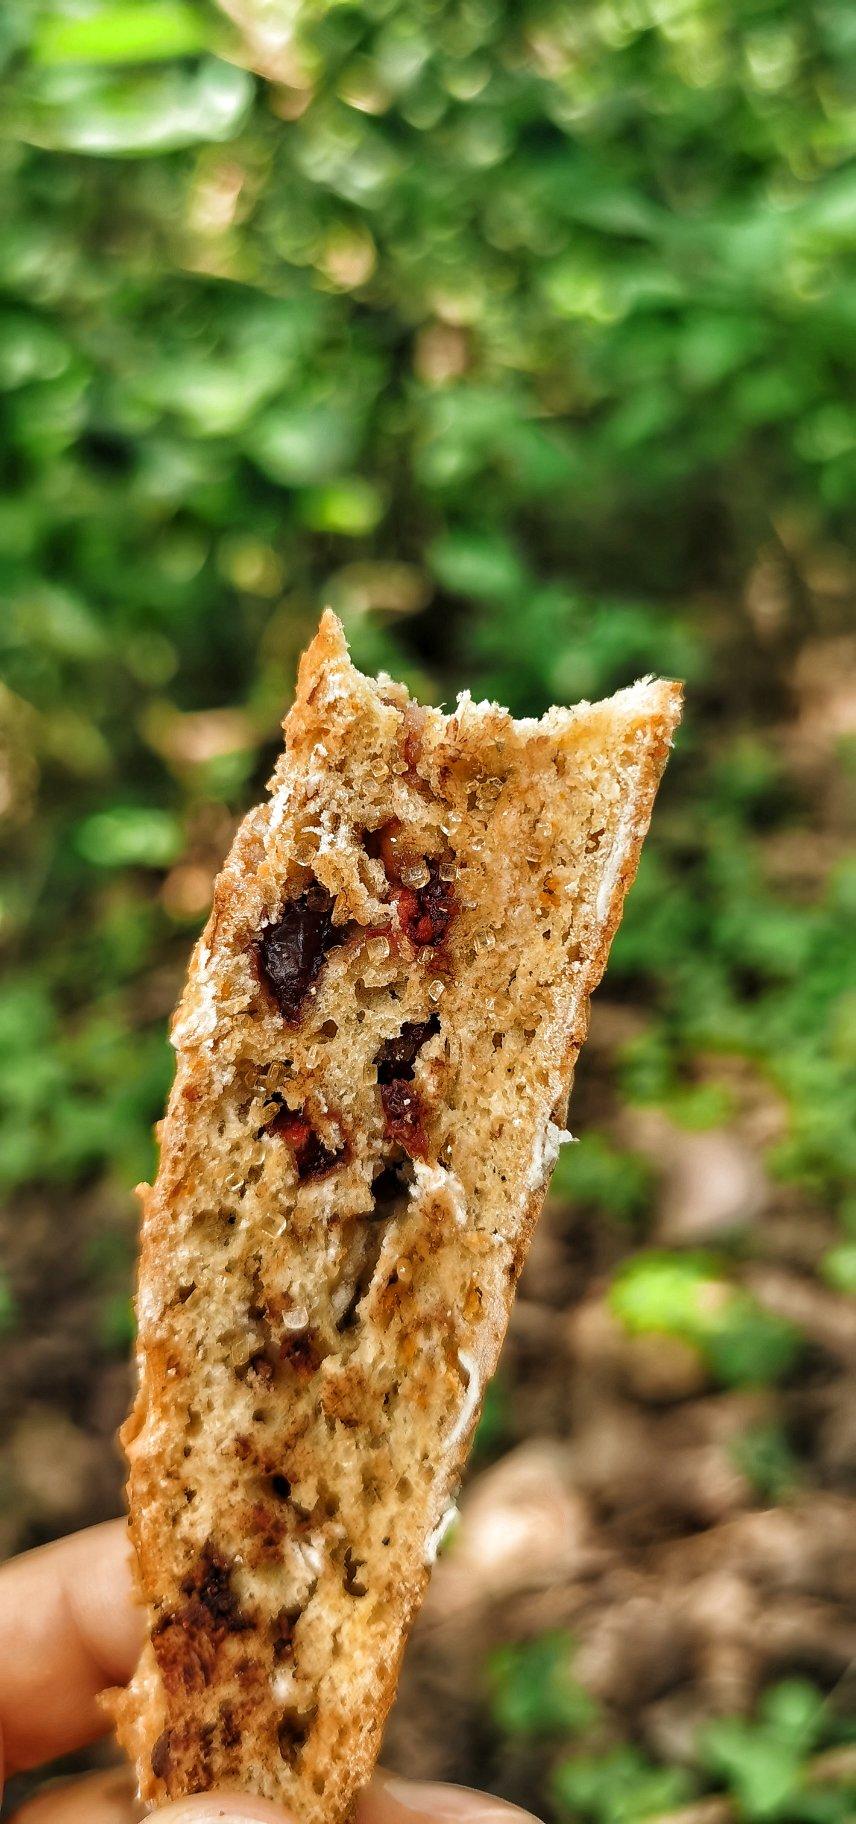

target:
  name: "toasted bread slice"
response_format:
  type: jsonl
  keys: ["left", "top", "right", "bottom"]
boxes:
{"left": 109, "top": 614, "right": 681, "bottom": 1821}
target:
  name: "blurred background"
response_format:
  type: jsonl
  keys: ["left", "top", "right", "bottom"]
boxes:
{"left": 1, "top": 0, "right": 855, "bottom": 1819}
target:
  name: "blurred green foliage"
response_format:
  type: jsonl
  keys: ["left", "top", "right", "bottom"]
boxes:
{"left": 729, "top": 1419, "right": 800, "bottom": 1501}
{"left": 0, "top": 1, "right": 853, "bottom": 1813}
{"left": 488, "top": 1634, "right": 598, "bottom": 1739}
{"left": 546, "top": 1679, "right": 856, "bottom": 1824}
{"left": 702, "top": 1681, "right": 856, "bottom": 1823}
{"left": 609, "top": 1251, "right": 802, "bottom": 1385}
{"left": 554, "top": 1746, "right": 693, "bottom": 1824}
{"left": 1, "top": 0, "right": 852, "bottom": 1238}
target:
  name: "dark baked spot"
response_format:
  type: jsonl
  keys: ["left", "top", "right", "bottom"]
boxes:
{"left": 370, "top": 1162, "right": 408, "bottom": 1215}
{"left": 343, "top": 1546, "right": 368, "bottom": 1597}
{"left": 151, "top": 1620, "right": 215, "bottom": 1696}
{"left": 278, "top": 1708, "right": 314, "bottom": 1765}
{"left": 265, "top": 1104, "right": 347, "bottom": 1180}
{"left": 220, "top": 1705, "right": 241, "bottom": 1750}
{"left": 375, "top": 1017, "right": 439, "bottom": 1084}
{"left": 151, "top": 1729, "right": 173, "bottom": 1781}
{"left": 272, "top": 1601, "right": 301, "bottom": 1661}
{"left": 151, "top": 1544, "right": 252, "bottom": 1696}
{"left": 258, "top": 884, "right": 345, "bottom": 1022}
{"left": 237, "top": 1349, "right": 274, "bottom": 1387}
{"left": 181, "top": 1543, "right": 248, "bottom": 1628}
{"left": 279, "top": 1328, "right": 323, "bottom": 1376}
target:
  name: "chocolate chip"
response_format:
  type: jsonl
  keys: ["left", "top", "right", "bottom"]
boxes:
{"left": 280, "top": 1329, "right": 322, "bottom": 1375}
{"left": 220, "top": 1705, "right": 241, "bottom": 1750}
{"left": 374, "top": 1016, "right": 440, "bottom": 1084}
{"left": 258, "top": 884, "right": 345, "bottom": 1023}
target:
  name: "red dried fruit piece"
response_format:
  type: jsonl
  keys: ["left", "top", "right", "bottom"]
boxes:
{"left": 364, "top": 826, "right": 456, "bottom": 948}
{"left": 374, "top": 1017, "right": 439, "bottom": 1160}
{"left": 267, "top": 1106, "right": 346, "bottom": 1181}
{"left": 394, "top": 862, "right": 455, "bottom": 948}
{"left": 379, "top": 1078, "right": 429, "bottom": 1159}
{"left": 258, "top": 884, "right": 345, "bottom": 1023}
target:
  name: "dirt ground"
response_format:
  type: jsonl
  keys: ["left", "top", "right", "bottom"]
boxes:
{"left": 2, "top": 988, "right": 854, "bottom": 1818}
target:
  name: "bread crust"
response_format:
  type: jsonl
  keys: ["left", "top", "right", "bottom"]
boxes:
{"left": 106, "top": 615, "right": 681, "bottom": 1822}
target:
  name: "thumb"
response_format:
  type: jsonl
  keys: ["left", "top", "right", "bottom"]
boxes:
{"left": 361, "top": 1774, "right": 542, "bottom": 1824}
{"left": 155, "top": 1798, "right": 296, "bottom": 1824}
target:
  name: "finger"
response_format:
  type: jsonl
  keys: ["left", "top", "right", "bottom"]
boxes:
{"left": 10, "top": 1767, "right": 141, "bottom": 1824}
{"left": 156, "top": 1798, "right": 299, "bottom": 1822}
{"left": 360, "top": 1775, "right": 543, "bottom": 1824}
{"left": 0, "top": 1520, "right": 143, "bottom": 1781}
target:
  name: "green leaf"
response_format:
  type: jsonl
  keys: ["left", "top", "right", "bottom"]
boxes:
{"left": 551, "top": 1132, "right": 652, "bottom": 1225}
{"left": 33, "top": 3, "right": 213, "bottom": 67}
{"left": 16, "top": 57, "right": 252, "bottom": 155}
{"left": 429, "top": 530, "right": 527, "bottom": 604}
{"left": 821, "top": 1242, "right": 856, "bottom": 1295}
{"left": 610, "top": 1253, "right": 802, "bottom": 1388}
{"left": 75, "top": 807, "right": 184, "bottom": 868}
{"left": 488, "top": 1634, "right": 597, "bottom": 1738}
{"left": 554, "top": 1745, "right": 693, "bottom": 1823}
{"left": 98, "top": 1292, "right": 136, "bottom": 1352}
{"left": 246, "top": 403, "right": 362, "bottom": 486}
{"left": 703, "top": 1718, "right": 800, "bottom": 1820}
{"left": 300, "top": 477, "right": 386, "bottom": 535}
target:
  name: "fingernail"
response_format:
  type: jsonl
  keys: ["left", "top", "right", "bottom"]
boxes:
{"left": 370, "top": 1776, "right": 541, "bottom": 1824}
{"left": 156, "top": 1798, "right": 295, "bottom": 1824}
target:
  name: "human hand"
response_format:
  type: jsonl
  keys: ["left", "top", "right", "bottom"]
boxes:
{"left": 0, "top": 1522, "right": 540, "bottom": 1824}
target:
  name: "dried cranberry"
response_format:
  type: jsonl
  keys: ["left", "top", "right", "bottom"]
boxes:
{"left": 380, "top": 1077, "right": 429, "bottom": 1159}
{"left": 395, "top": 861, "right": 455, "bottom": 948}
{"left": 373, "top": 1018, "right": 438, "bottom": 1159}
{"left": 374, "top": 1016, "right": 440, "bottom": 1084}
{"left": 267, "top": 1105, "right": 346, "bottom": 1181}
{"left": 258, "top": 884, "right": 344, "bottom": 1022}
{"left": 364, "top": 827, "right": 456, "bottom": 948}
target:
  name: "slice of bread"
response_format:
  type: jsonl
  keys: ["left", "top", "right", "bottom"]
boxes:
{"left": 109, "top": 614, "right": 681, "bottom": 1821}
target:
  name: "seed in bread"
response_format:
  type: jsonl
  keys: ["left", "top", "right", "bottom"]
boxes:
{"left": 108, "top": 612, "right": 681, "bottom": 1823}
